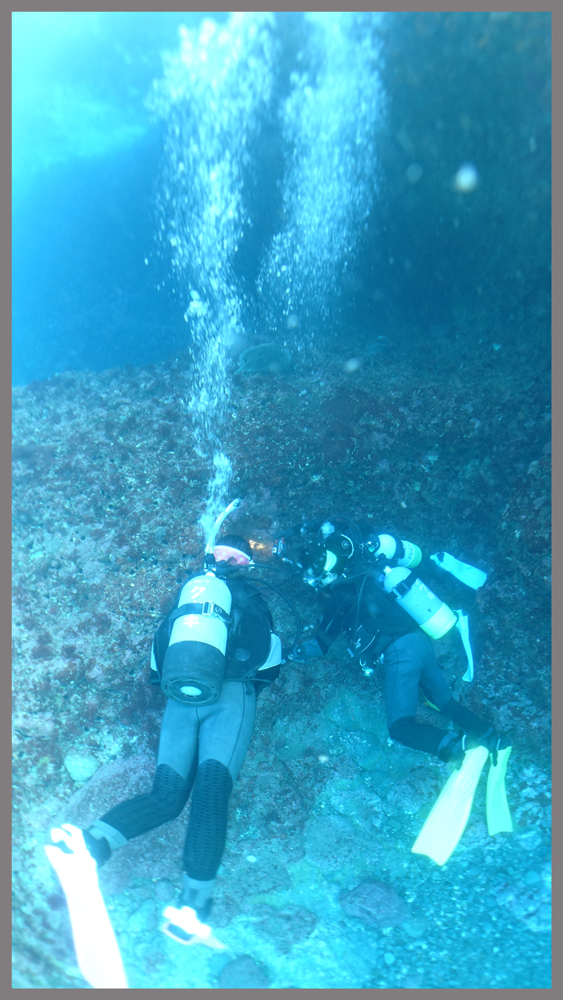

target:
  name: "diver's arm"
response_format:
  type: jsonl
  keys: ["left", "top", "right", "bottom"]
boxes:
{"left": 287, "top": 637, "right": 325, "bottom": 661}
{"left": 289, "top": 594, "right": 349, "bottom": 661}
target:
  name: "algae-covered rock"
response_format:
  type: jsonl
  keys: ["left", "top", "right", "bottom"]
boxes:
{"left": 217, "top": 955, "right": 271, "bottom": 988}
{"left": 340, "top": 880, "right": 411, "bottom": 928}
{"left": 236, "top": 343, "right": 293, "bottom": 374}
{"left": 322, "top": 780, "right": 385, "bottom": 830}
{"left": 304, "top": 813, "right": 357, "bottom": 872}
{"left": 386, "top": 766, "right": 442, "bottom": 815}
{"left": 54, "top": 752, "right": 186, "bottom": 896}
{"left": 324, "top": 688, "right": 385, "bottom": 735}
{"left": 255, "top": 904, "right": 318, "bottom": 954}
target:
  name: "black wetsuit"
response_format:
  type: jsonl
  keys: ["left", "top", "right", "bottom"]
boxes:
{"left": 303, "top": 525, "right": 489, "bottom": 757}
{"left": 84, "top": 573, "right": 281, "bottom": 915}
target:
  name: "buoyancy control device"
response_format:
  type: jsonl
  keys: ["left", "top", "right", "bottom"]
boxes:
{"left": 160, "top": 499, "right": 240, "bottom": 706}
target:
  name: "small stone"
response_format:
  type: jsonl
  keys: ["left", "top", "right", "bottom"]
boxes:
{"left": 384, "top": 952, "right": 396, "bottom": 965}
{"left": 256, "top": 905, "right": 318, "bottom": 954}
{"left": 63, "top": 753, "right": 100, "bottom": 783}
{"left": 305, "top": 814, "right": 357, "bottom": 872}
{"left": 340, "top": 881, "right": 410, "bottom": 928}
{"left": 403, "top": 918, "right": 426, "bottom": 939}
{"left": 127, "top": 899, "right": 158, "bottom": 934}
{"left": 218, "top": 955, "right": 271, "bottom": 989}
{"left": 518, "top": 828, "right": 543, "bottom": 852}
{"left": 154, "top": 879, "right": 176, "bottom": 902}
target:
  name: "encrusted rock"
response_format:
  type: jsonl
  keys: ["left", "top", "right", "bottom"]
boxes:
{"left": 340, "top": 880, "right": 410, "bottom": 928}
{"left": 217, "top": 955, "right": 271, "bottom": 988}
{"left": 304, "top": 813, "right": 357, "bottom": 872}
{"left": 236, "top": 343, "right": 293, "bottom": 374}
{"left": 255, "top": 904, "right": 318, "bottom": 953}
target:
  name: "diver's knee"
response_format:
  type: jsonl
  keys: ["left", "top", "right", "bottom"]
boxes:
{"left": 151, "top": 763, "right": 191, "bottom": 818}
{"left": 389, "top": 716, "right": 417, "bottom": 744}
{"left": 193, "top": 759, "right": 233, "bottom": 798}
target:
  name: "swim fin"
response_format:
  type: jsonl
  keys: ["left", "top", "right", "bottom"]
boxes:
{"left": 486, "top": 746, "right": 513, "bottom": 836}
{"left": 411, "top": 746, "right": 489, "bottom": 866}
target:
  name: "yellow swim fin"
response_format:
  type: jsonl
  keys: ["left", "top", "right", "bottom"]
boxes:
{"left": 412, "top": 746, "right": 489, "bottom": 866}
{"left": 486, "top": 746, "right": 513, "bottom": 836}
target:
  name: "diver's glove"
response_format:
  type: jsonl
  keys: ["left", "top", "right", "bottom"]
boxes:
{"left": 439, "top": 727, "right": 512, "bottom": 766}
{"left": 287, "top": 638, "right": 324, "bottom": 662}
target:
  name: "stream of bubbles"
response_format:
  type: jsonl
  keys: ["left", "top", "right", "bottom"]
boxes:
{"left": 148, "top": 12, "right": 384, "bottom": 537}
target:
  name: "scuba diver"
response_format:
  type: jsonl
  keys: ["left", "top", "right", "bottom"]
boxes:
{"left": 75, "top": 505, "right": 285, "bottom": 949}
{"left": 275, "top": 515, "right": 513, "bottom": 867}
{"left": 276, "top": 515, "right": 510, "bottom": 764}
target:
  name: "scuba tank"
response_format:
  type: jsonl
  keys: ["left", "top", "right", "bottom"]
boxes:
{"left": 366, "top": 533, "right": 422, "bottom": 568}
{"left": 382, "top": 566, "right": 458, "bottom": 640}
{"left": 160, "top": 499, "right": 241, "bottom": 706}
{"left": 160, "top": 572, "right": 232, "bottom": 705}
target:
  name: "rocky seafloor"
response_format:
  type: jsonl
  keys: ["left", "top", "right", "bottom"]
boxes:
{"left": 12, "top": 323, "right": 551, "bottom": 988}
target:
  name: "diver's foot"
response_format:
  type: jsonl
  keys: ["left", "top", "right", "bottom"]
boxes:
{"left": 160, "top": 905, "right": 227, "bottom": 950}
{"left": 44, "top": 825, "right": 100, "bottom": 901}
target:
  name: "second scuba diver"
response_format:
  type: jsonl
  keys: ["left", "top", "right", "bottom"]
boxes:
{"left": 277, "top": 515, "right": 511, "bottom": 764}
{"left": 80, "top": 526, "right": 284, "bottom": 946}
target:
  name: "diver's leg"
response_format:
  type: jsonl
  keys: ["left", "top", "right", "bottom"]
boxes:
{"left": 417, "top": 632, "right": 489, "bottom": 735}
{"left": 180, "top": 681, "right": 256, "bottom": 918}
{"left": 438, "top": 697, "right": 489, "bottom": 736}
{"left": 384, "top": 632, "right": 452, "bottom": 756}
{"left": 84, "top": 699, "right": 200, "bottom": 865}
{"left": 197, "top": 679, "right": 257, "bottom": 783}
{"left": 417, "top": 632, "right": 455, "bottom": 710}
{"left": 383, "top": 631, "right": 425, "bottom": 725}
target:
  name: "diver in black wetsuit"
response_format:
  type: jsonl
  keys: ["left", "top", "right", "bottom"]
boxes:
{"left": 280, "top": 516, "right": 507, "bottom": 762}
{"left": 82, "top": 534, "right": 282, "bottom": 941}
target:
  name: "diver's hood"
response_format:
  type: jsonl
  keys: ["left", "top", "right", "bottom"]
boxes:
{"left": 301, "top": 530, "right": 355, "bottom": 589}
{"left": 213, "top": 544, "right": 251, "bottom": 567}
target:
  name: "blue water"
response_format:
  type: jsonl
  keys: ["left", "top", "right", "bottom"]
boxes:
{"left": 14, "top": 12, "right": 550, "bottom": 391}
{"left": 12, "top": 12, "right": 229, "bottom": 385}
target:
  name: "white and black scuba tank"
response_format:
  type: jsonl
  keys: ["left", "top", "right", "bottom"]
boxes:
{"left": 160, "top": 571, "right": 233, "bottom": 706}
{"left": 382, "top": 566, "right": 458, "bottom": 640}
{"left": 368, "top": 533, "right": 422, "bottom": 569}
